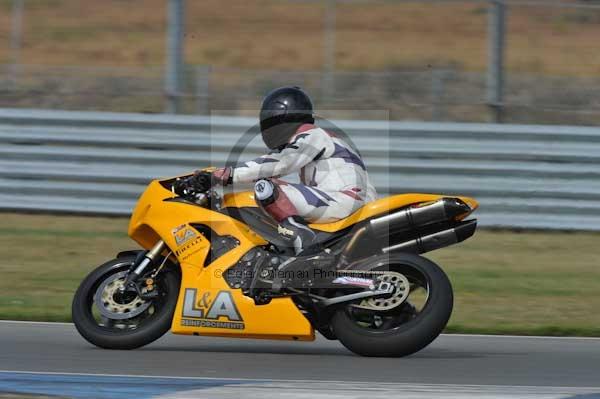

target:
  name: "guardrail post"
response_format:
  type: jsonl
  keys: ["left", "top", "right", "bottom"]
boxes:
{"left": 165, "top": 0, "right": 185, "bottom": 114}
{"left": 9, "top": 0, "right": 24, "bottom": 86}
{"left": 196, "top": 65, "right": 211, "bottom": 115}
{"left": 431, "top": 69, "right": 447, "bottom": 121}
{"left": 487, "top": 0, "right": 506, "bottom": 123}
{"left": 321, "top": 0, "right": 336, "bottom": 102}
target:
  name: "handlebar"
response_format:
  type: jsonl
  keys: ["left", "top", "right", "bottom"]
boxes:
{"left": 171, "top": 173, "right": 220, "bottom": 208}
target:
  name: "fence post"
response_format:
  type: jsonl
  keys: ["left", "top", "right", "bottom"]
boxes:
{"left": 165, "top": 0, "right": 185, "bottom": 114}
{"left": 487, "top": 0, "right": 506, "bottom": 123}
{"left": 9, "top": 0, "right": 24, "bottom": 85}
{"left": 431, "top": 69, "right": 446, "bottom": 121}
{"left": 196, "top": 65, "right": 211, "bottom": 115}
{"left": 321, "top": 0, "right": 336, "bottom": 102}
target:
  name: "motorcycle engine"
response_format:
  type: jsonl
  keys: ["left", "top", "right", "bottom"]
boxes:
{"left": 223, "top": 247, "right": 281, "bottom": 297}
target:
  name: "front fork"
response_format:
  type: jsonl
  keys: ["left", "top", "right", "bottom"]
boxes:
{"left": 121, "top": 240, "right": 166, "bottom": 293}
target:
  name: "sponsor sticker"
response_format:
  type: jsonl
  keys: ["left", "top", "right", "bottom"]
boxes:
{"left": 172, "top": 224, "right": 197, "bottom": 246}
{"left": 181, "top": 289, "right": 245, "bottom": 330}
{"left": 174, "top": 236, "right": 206, "bottom": 260}
{"left": 332, "top": 276, "right": 375, "bottom": 289}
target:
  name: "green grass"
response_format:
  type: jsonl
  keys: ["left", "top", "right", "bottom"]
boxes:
{"left": 429, "top": 228, "right": 600, "bottom": 336}
{"left": 1, "top": 212, "right": 600, "bottom": 336}
{"left": 0, "top": 213, "right": 132, "bottom": 321}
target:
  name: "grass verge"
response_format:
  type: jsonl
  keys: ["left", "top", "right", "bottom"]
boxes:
{"left": 1, "top": 212, "right": 599, "bottom": 336}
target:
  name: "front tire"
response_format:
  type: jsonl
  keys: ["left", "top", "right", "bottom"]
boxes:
{"left": 72, "top": 255, "right": 180, "bottom": 350}
{"left": 331, "top": 253, "right": 453, "bottom": 357}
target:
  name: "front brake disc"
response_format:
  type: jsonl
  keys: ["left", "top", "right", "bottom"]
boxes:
{"left": 94, "top": 271, "right": 151, "bottom": 320}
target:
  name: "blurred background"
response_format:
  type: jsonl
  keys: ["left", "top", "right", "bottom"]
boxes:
{"left": 1, "top": 0, "right": 599, "bottom": 336}
{"left": 1, "top": 0, "right": 600, "bottom": 123}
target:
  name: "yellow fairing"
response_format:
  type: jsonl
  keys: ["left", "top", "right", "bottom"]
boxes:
{"left": 222, "top": 191, "right": 257, "bottom": 208}
{"left": 128, "top": 180, "right": 314, "bottom": 341}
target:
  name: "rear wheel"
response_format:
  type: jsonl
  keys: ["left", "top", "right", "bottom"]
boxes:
{"left": 72, "top": 255, "right": 180, "bottom": 350}
{"left": 331, "top": 253, "right": 453, "bottom": 357}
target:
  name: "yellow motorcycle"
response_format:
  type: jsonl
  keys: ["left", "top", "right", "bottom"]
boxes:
{"left": 72, "top": 172, "right": 478, "bottom": 357}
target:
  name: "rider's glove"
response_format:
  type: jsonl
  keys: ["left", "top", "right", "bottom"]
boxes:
{"left": 190, "top": 171, "right": 213, "bottom": 192}
{"left": 173, "top": 172, "right": 212, "bottom": 196}
{"left": 210, "top": 167, "right": 233, "bottom": 186}
{"left": 172, "top": 176, "right": 195, "bottom": 196}
{"left": 173, "top": 168, "right": 232, "bottom": 197}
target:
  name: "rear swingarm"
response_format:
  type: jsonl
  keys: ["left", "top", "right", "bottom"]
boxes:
{"left": 317, "top": 283, "right": 394, "bottom": 307}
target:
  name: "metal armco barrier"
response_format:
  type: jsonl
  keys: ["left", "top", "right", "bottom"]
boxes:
{"left": 0, "top": 108, "right": 599, "bottom": 230}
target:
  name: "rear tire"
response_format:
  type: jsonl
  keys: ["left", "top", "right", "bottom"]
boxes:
{"left": 331, "top": 253, "right": 453, "bottom": 357}
{"left": 72, "top": 255, "right": 180, "bottom": 350}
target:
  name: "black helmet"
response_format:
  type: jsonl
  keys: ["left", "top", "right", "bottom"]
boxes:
{"left": 259, "top": 86, "right": 314, "bottom": 150}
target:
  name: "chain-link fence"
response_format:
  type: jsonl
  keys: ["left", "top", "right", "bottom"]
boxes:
{"left": 1, "top": 0, "right": 600, "bottom": 124}
{"left": 2, "top": 64, "right": 600, "bottom": 124}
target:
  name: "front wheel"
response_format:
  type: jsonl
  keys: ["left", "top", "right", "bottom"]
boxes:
{"left": 72, "top": 255, "right": 180, "bottom": 349}
{"left": 331, "top": 253, "right": 453, "bottom": 357}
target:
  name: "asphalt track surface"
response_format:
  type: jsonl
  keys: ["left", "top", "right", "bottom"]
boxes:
{"left": 1, "top": 321, "right": 599, "bottom": 389}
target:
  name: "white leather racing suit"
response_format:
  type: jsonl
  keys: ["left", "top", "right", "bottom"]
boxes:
{"left": 232, "top": 123, "right": 377, "bottom": 223}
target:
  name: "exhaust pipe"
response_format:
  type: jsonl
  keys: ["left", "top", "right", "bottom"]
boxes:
{"left": 369, "top": 197, "right": 472, "bottom": 237}
{"left": 338, "top": 198, "right": 474, "bottom": 265}
{"left": 382, "top": 219, "right": 477, "bottom": 254}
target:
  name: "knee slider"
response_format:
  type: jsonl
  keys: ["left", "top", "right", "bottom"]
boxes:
{"left": 254, "top": 179, "right": 277, "bottom": 206}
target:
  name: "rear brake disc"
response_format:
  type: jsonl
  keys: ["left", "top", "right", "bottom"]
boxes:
{"left": 340, "top": 270, "right": 410, "bottom": 311}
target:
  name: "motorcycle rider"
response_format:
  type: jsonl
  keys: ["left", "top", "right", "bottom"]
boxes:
{"left": 205, "top": 86, "right": 377, "bottom": 255}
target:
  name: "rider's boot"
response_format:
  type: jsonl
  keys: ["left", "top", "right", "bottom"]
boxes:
{"left": 277, "top": 215, "right": 318, "bottom": 256}
{"left": 270, "top": 216, "right": 341, "bottom": 292}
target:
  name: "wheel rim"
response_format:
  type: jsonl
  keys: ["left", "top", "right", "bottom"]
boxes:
{"left": 345, "top": 263, "right": 432, "bottom": 332}
{"left": 85, "top": 262, "right": 171, "bottom": 332}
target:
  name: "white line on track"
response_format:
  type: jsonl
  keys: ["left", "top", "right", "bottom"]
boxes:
{"left": 3, "top": 320, "right": 600, "bottom": 341}
{"left": 158, "top": 385, "right": 600, "bottom": 399}
{"left": 2, "top": 372, "right": 597, "bottom": 399}
{"left": 1, "top": 370, "right": 600, "bottom": 391}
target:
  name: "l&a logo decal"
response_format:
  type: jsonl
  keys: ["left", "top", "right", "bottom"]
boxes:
{"left": 181, "top": 289, "right": 245, "bottom": 330}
